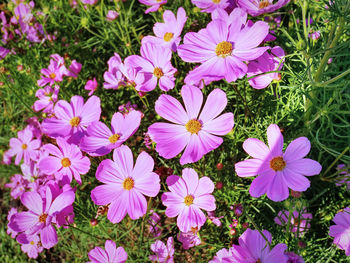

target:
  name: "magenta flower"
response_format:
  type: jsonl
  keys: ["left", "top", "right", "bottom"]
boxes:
{"left": 149, "top": 237, "right": 174, "bottom": 263}
{"left": 142, "top": 7, "right": 187, "bottom": 52}
{"left": 84, "top": 77, "right": 98, "bottom": 96}
{"left": 247, "top": 46, "right": 285, "bottom": 89}
{"left": 8, "top": 128, "right": 41, "bottom": 165}
{"left": 209, "top": 248, "right": 234, "bottom": 263}
{"left": 9, "top": 187, "right": 75, "bottom": 249}
{"left": 335, "top": 164, "right": 350, "bottom": 189}
{"left": 7, "top": 208, "right": 18, "bottom": 238}
{"left": 148, "top": 85, "right": 234, "bottom": 165}
{"left": 148, "top": 211, "right": 162, "bottom": 237}
{"left": 274, "top": 208, "right": 312, "bottom": 237}
{"left": 329, "top": 207, "right": 350, "bottom": 256}
{"left": 235, "top": 124, "right": 322, "bottom": 201}
{"left": 284, "top": 252, "right": 304, "bottom": 263}
{"left": 17, "top": 233, "right": 44, "bottom": 259}
{"left": 128, "top": 43, "right": 177, "bottom": 92}
{"left": 42, "top": 95, "right": 101, "bottom": 144}
{"left": 207, "top": 211, "right": 223, "bottom": 227}
{"left": 237, "top": 0, "right": 290, "bottom": 17}
{"left": 0, "top": 46, "right": 10, "bottom": 59}
{"left": 33, "top": 85, "right": 59, "bottom": 113}
{"left": 106, "top": 10, "right": 119, "bottom": 21}
{"left": 177, "top": 8, "right": 269, "bottom": 86}
{"left": 138, "top": 0, "right": 167, "bottom": 14}
{"left": 37, "top": 59, "right": 64, "bottom": 87}
{"left": 80, "top": 111, "right": 142, "bottom": 156}
{"left": 91, "top": 145, "right": 160, "bottom": 223}
{"left": 88, "top": 240, "right": 127, "bottom": 263}
{"left": 5, "top": 174, "right": 29, "bottom": 199}
{"left": 103, "top": 53, "right": 126, "bottom": 89}
{"left": 67, "top": 59, "right": 82, "bottom": 78}
{"left": 178, "top": 227, "right": 201, "bottom": 250}
{"left": 39, "top": 137, "right": 91, "bottom": 184}
{"left": 162, "top": 168, "right": 215, "bottom": 232}
{"left": 231, "top": 229, "right": 288, "bottom": 262}
{"left": 192, "top": 0, "right": 231, "bottom": 13}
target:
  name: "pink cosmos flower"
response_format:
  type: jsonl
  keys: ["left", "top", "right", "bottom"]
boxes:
{"left": 91, "top": 145, "right": 160, "bottom": 223}
{"left": 39, "top": 137, "right": 91, "bottom": 184}
{"left": 178, "top": 227, "right": 201, "bottom": 250}
{"left": 37, "top": 59, "right": 64, "bottom": 87}
{"left": 9, "top": 187, "right": 75, "bottom": 249}
{"left": 138, "top": 0, "right": 167, "bottom": 14}
{"left": 162, "top": 168, "right": 215, "bottom": 232}
{"left": 230, "top": 228, "right": 288, "bottom": 262}
{"left": 128, "top": 43, "right": 177, "bottom": 92}
{"left": 247, "top": 46, "right": 285, "bottom": 89}
{"left": 103, "top": 53, "right": 126, "bottom": 89}
{"left": 84, "top": 77, "right": 98, "bottom": 96}
{"left": 192, "top": 0, "right": 231, "bottom": 13}
{"left": 7, "top": 208, "right": 18, "bottom": 238}
{"left": 209, "top": 248, "right": 234, "bottom": 263}
{"left": 80, "top": 111, "right": 142, "bottom": 156}
{"left": 142, "top": 7, "right": 187, "bottom": 52}
{"left": 335, "top": 164, "right": 350, "bottom": 189}
{"left": 82, "top": 0, "right": 98, "bottom": 5}
{"left": 177, "top": 8, "right": 269, "bottom": 86}
{"left": 235, "top": 124, "right": 322, "bottom": 201}
{"left": 207, "top": 211, "right": 223, "bottom": 227}
{"left": 274, "top": 208, "right": 312, "bottom": 237}
{"left": 148, "top": 211, "right": 162, "bottom": 237}
{"left": 33, "top": 85, "right": 59, "bottom": 113}
{"left": 285, "top": 252, "right": 304, "bottom": 263}
{"left": 329, "top": 207, "right": 350, "bottom": 256}
{"left": 88, "top": 240, "right": 127, "bottom": 263}
{"left": 67, "top": 60, "right": 82, "bottom": 78}
{"left": 0, "top": 46, "right": 10, "bottom": 59}
{"left": 17, "top": 233, "right": 44, "bottom": 259}
{"left": 8, "top": 128, "right": 41, "bottom": 165}
{"left": 106, "top": 10, "right": 119, "bottom": 21}
{"left": 149, "top": 237, "right": 174, "bottom": 263}
{"left": 237, "top": 0, "right": 290, "bottom": 17}
{"left": 5, "top": 174, "right": 29, "bottom": 199}
{"left": 148, "top": 85, "right": 234, "bottom": 165}
{"left": 42, "top": 95, "right": 101, "bottom": 144}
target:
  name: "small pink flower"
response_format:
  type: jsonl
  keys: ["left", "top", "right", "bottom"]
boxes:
{"left": 274, "top": 208, "right": 312, "bottom": 237}
{"left": 5, "top": 174, "right": 29, "bottom": 199}
{"left": 7, "top": 208, "right": 18, "bottom": 238}
{"left": 66, "top": 60, "right": 82, "bottom": 78}
{"left": 138, "top": 0, "right": 167, "bottom": 14}
{"left": 237, "top": 0, "right": 290, "bottom": 17}
{"left": 103, "top": 53, "right": 126, "bottom": 89}
{"left": 17, "top": 233, "right": 44, "bottom": 259}
{"left": 178, "top": 228, "right": 201, "bottom": 250}
{"left": 162, "top": 168, "right": 216, "bottom": 232}
{"left": 37, "top": 59, "right": 64, "bottom": 87}
{"left": 192, "top": 0, "right": 231, "bottom": 13}
{"left": 84, "top": 77, "right": 98, "bottom": 96}
{"left": 106, "top": 10, "right": 119, "bottom": 21}
{"left": 149, "top": 237, "right": 174, "bottom": 263}
{"left": 88, "top": 240, "right": 127, "bottom": 263}
{"left": 33, "top": 85, "right": 59, "bottom": 113}
{"left": 329, "top": 207, "right": 350, "bottom": 256}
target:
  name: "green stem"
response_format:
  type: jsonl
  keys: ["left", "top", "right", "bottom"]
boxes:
{"left": 321, "top": 146, "right": 349, "bottom": 177}
{"left": 315, "top": 69, "right": 350, "bottom": 87}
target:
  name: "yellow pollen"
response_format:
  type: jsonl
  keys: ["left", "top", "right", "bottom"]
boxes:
{"left": 61, "top": 157, "right": 71, "bottom": 167}
{"left": 212, "top": 0, "right": 221, "bottom": 3}
{"left": 69, "top": 116, "right": 80, "bottom": 127}
{"left": 259, "top": 0, "right": 270, "bottom": 8}
{"left": 30, "top": 241, "right": 35, "bottom": 245}
{"left": 109, "top": 134, "right": 120, "bottom": 144}
{"left": 39, "top": 213, "right": 48, "bottom": 223}
{"left": 21, "top": 144, "right": 28, "bottom": 150}
{"left": 153, "top": 67, "right": 164, "bottom": 78}
{"left": 123, "top": 177, "right": 134, "bottom": 190}
{"left": 256, "top": 259, "right": 262, "bottom": 263}
{"left": 185, "top": 119, "right": 202, "bottom": 134}
{"left": 184, "top": 195, "right": 194, "bottom": 206}
{"left": 49, "top": 73, "right": 56, "bottom": 79}
{"left": 163, "top": 32, "right": 174, "bottom": 42}
{"left": 215, "top": 41, "right": 233, "bottom": 57}
{"left": 270, "top": 156, "right": 286, "bottom": 171}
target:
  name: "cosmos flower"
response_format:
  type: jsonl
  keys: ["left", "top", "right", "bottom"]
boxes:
{"left": 235, "top": 124, "right": 322, "bottom": 201}
{"left": 162, "top": 168, "right": 216, "bottom": 232}
{"left": 237, "top": 0, "right": 290, "bottom": 17}
{"left": 149, "top": 237, "right": 174, "bottom": 263}
{"left": 5, "top": 174, "right": 29, "bottom": 199}
{"left": 88, "top": 240, "right": 128, "bottom": 263}
{"left": 7, "top": 208, "right": 18, "bottom": 238}
{"left": 177, "top": 8, "right": 269, "bottom": 86}
{"left": 80, "top": 111, "right": 142, "bottom": 156}
{"left": 209, "top": 248, "right": 234, "bottom": 263}
{"left": 37, "top": 59, "right": 64, "bottom": 87}
{"left": 33, "top": 85, "right": 59, "bottom": 113}
{"left": 335, "top": 164, "right": 350, "bottom": 189}
{"left": 42, "top": 95, "right": 101, "bottom": 144}
{"left": 103, "top": 53, "right": 126, "bottom": 90}
{"left": 192, "top": 0, "right": 231, "bottom": 13}
{"left": 142, "top": 7, "right": 187, "bottom": 52}
{"left": 138, "top": 0, "right": 167, "bottom": 14}
{"left": 91, "top": 145, "right": 160, "bottom": 223}
{"left": 16, "top": 233, "right": 44, "bottom": 259}
{"left": 0, "top": 46, "right": 10, "bottom": 59}
{"left": 274, "top": 208, "right": 312, "bottom": 237}
{"left": 84, "top": 77, "right": 98, "bottom": 96}
{"left": 106, "top": 10, "right": 119, "bottom": 21}
{"left": 329, "top": 207, "right": 350, "bottom": 256}
{"left": 178, "top": 227, "right": 201, "bottom": 250}
{"left": 148, "top": 85, "right": 234, "bottom": 165}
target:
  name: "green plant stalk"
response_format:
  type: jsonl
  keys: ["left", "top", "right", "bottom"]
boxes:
{"left": 321, "top": 146, "right": 349, "bottom": 178}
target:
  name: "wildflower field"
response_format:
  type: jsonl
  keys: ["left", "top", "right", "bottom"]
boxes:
{"left": 1, "top": 0, "right": 350, "bottom": 262}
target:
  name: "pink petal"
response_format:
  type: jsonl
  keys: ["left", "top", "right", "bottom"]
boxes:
{"left": 70, "top": 96, "right": 84, "bottom": 116}
{"left": 126, "top": 190, "right": 147, "bottom": 220}
{"left": 177, "top": 205, "right": 205, "bottom": 232}
{"left": 21, "top": 192, "right": 43, "bottom": 215}
{"left": 235, "top": 159, "right": 268, "bottom": 177}
{"left": 166, "top": 175, "right": 188, "bottom": 198}
{"left": 180, "top": 135, "right": 206, "bottom": 165}
{"left": 234, "top": 21, "right": 269, "bottom": 50}
{"left": 91, "top": 184, "right": 122, "bottom": 205}
{"left": 242, "top": 138, "right": 270, "bottom": 159}
{"left": 40, "top": 225, "right": 58, "bottom": 249}
{"left": 54, "top": 100, "right": 73, "bottom": 120}
{"left": 155, "top": 94, "right": 189, "bottom": 125}
{"left": 286, "top": 158, "right": 322, "bottom": 176}
{"left": 194, "top": 194, "right": 216, "bottom": 211}
{"left": 132, "top": 151, "right": 154, "bottom": 178}
{"left": 249, "top": 169, "right": 275, "bottom": 198}
{"left": 96, "top": 159, "right": 125, "bottom": 184}
{"left": 88, "top": 246, "right": 108, "bottom": 262}
{"left": 159, "top": 76, "right": 175, "bottom": 92}
{"left": 182, "top": 168, "right": 199, "bottom": 194}
{"left": 10, "top": 212, "right": 38, "bottom": 232}
{"left": 266, "top": 171, "right": 289, "bottom": 201}
{"left": 80, "top": 96, "right": 101, "bottom": 125}
{"left": 112, "top": 145, "right": 134, "bottom": 178}
{"left": 282, "top": 168, "right": 310, "bottom": 191}
{"left": 194, "top": 176, "right": 215, "bottom": 196}
{"left": 202, "top": 113, "right": 234, "bottom": 136}
{"left": 39, "top": 156, "right": 62, "bottom": 175}
{"left": 283, "top": 137, "right": 311, "bottom": 162}
{"left": 199, "top": 88, "right": 227, "bottom": 123}
{"left": 163, "top": 194, "right": 184, "bottom": 217}
{"left": 49, "top": 190, "right": 75, "bottom": 215}
{"left": 181, "top": 85, "right": 203, "bottom": 120}
{"left": 108, "top": 192, "right": 128, "bottom": 223}
{"left": 134, "top": 172, "right": 160, "bottom": 197}
{"left": 266, "top": 124, "right": 283, "bottom": 156}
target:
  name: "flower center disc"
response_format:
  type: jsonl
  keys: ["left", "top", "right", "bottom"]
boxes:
{"left": 69, "top": 116, "right": 80, "bottom": 127}
{"left": 61, "top": 157, "right": 71, "bottom": 167}
{"left": 109, "top": 134, "right": 120, "bottom": 144}
{"left": 153, "top": 67, "right": 164, "bottom": 78}
{"left": 184, "top": 195, "right": 194, "bottom": 206}
{"left": 185, "top": 119, "right": 202, "bottom": 134}
{"left": 49, "top": 73, "right": 56, "bottom": 79}
{"left": 21, "top": 144, "right": 28, "bottom": 150}
{"left": 163, "top": 32, "right": 174, "bottom": 42}
{"left": 39, "top": 213, "right": 48, "bottom": 223}
{"left": 30, "top": 241, "right": 35, "bottom": 245}
{"left": 259, "top": 0, "right": 270, "bottom": 8}
{"left": 212, "top": 0, "right": 221, "bottom": 3}
{"left": 270, "top": 156, "right": 286, "bottom": 171}
{"left": 123, "top": 177, "right": 134, "bottom": 190}
{"left": 215, "top": 41, "right": 233, "bottom": 57}
{"left": 256, "top": 259, "right": 262, "bottom": 263}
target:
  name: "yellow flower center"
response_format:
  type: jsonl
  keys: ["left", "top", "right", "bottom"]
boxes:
{"left": 270, "top": 156, "right": 286, "bottom": 171}
{"left": 212, "top": 0, "right": 221, "bottom": 3}
{"left": 61, "top": 157, "right": 71, "bottom": 167}
{"left": 185, "top": 119, "right": 202, "bottom": 134}
{"left": 215, "top": 41, "right": 233, "bottom": 57}
{"left": 30, "top": 241, "right": 35, "bottom": 245}
{"left": 109, "top": 134, "right": 120, "bottom": 144}
{"left": 259, "top": 0, "right": 270, "bottom": 8}
{"left": 39, "top": 213, "right": 48, "bottom": 223}
{"left": 21, "top": 144, "right": 28, "bottom": 150}
{"left": 163, "top": 32, "right": 174, "bottom": 42}
{"left": 69, "top": 116, "right": 80, "bottom": 127}
{"left": 123, "top": 177, "right": 134, "bottom": 190}
{"left": 49, "top": 73, "right": 56, "bottom": 79}
{"left": 184, "top": 195, "right": 194, "bottom": 206}
{"left": 153, "top": 67, "right": 164, "bottom": 78}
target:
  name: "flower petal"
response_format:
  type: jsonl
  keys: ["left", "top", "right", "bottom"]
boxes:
{"left": 267, "top": 124, "right": 283, "bottom": 156}
{"left": 91, "top": 184, "right": 122, "bottom": 205}
{"left": 181, "top": 85, "right": 203, "bottom": 120}
{"left": 155, "top": 94, "right": 188, "bottom": 125}
{"left": 21, "top": 192, "right": 43, "bottom": 215}
{"left": 202, "top": 113, "right": 234, "bottom": 136}
{"left": 266, "top": 171, "right": 289, "bottom": 201}
{"left": 249, "top": 169, "right": 275, "bottom": 198}
{"left": 199, "top": 88, "right": 227, "bottom": 123}
{"left": 40, "top": 225, "right": 58, "bottom": 249}
{"left": 286, "top": 158, "right": 322, "bottom": 176}
{"left": 112, "top": 145, "right": 134, "bottom": 178}
{"left": 284, "top": 137, "right": 311, "bottom": 162}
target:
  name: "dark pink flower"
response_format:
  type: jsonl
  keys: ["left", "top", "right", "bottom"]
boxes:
{"left": 149, "top": 237, "right": 174, "bottom": 263}
{"left": 274, "top": 208, "right": 312, "bottom": 237}
{"left": 5, "top": 174, "right": 29, "bottom": 199}
{"left": 84, "top": 77, "right": 98, "bottom": 96}
{"left": 88, "top": 240, "right": 127, "bottom": 263}
{"left": 237, "top": 0, "right": 290, "bottom": 17}
{"left": 192, "top": 0, "right": 231, "bottom": 13}
{"left": 138, "top": 0, "right": 167, "bottom": 14}
{"left": 37, "top": 60, "right": 64, "bottom": 87}
{"left": 17, "top": 233, "right": 44, "bottom": 259}
{"left": 106, "top": 10, "right": 119, "bottom": 21}
{"left": 329, "top": 207, "right": 350, "bottom": 256}
{"left": 33, "top": 85, "right": 59, "bottom": 113}
{"left": 178, "top": 228, "right": 201, "bottom": 250}
{"left": 7, "top": 208, "right": 18, "bottom": 238}
{"left": 66, "top": 60, "right": 82, "bottom": 78}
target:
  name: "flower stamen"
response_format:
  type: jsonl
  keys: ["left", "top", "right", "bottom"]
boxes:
{"left": 270, "top": 156, "right": 286, "bottom": 171}
{"left": 123, "top": 177, "right": 134, "bottom": 190}
{"left": 109, "top": 134, "right": 120, "bottom": 144}
{"left": 185, "top": 119, "right": 202, "bottom": 134}
{"left": 39, "top": 213, "right": 48, "bottom": 223}
{"left": 21, "top": 144, "right": 28, "bottom": 150}
{"left": 163, "top": 32, "right": 174, "bottom": 42}
{"left": 184, "top": 195, "right": 194, "bottom": 206}
{"left": 69, "top": 116, "right": 80, "bottom": 127}
{"left": 61, "top": 157, "right": 71, "bottom": 167}
{"left": 215, "top": 41, "right": 233, "bottom": 57}
{"left": 49, "top": 73, "right": 56, "bottom": 79}
{"left": 153, "top": 67, "right": 164, "bottom": 78}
